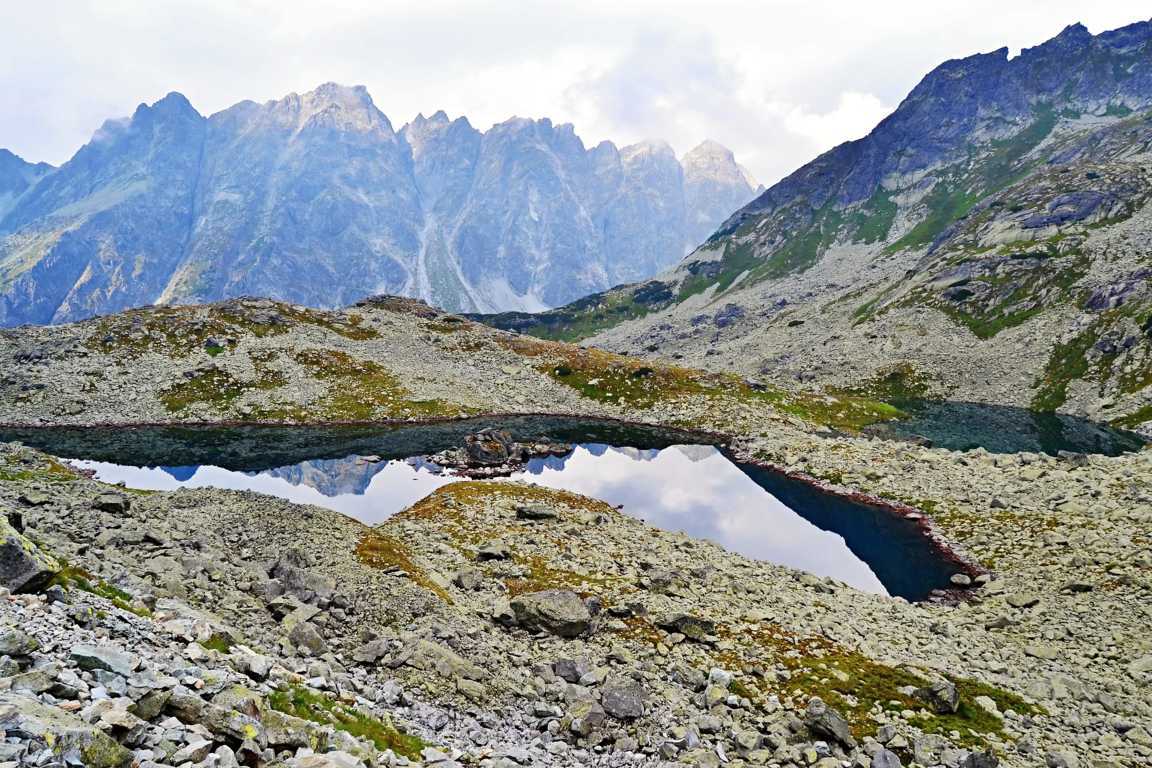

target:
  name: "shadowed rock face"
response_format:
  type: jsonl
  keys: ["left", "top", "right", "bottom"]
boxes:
{"left": 0, "top": 86, "right": 759, "bottom": 324}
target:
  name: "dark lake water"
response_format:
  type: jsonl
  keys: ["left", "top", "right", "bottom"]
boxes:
{"left": 0, "top": 418, "right": 962, "bottom": 600}
{"left": 868, "top": 401, "right": 1144, "bottom": 456}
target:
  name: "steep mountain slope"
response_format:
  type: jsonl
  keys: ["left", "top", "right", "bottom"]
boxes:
{"left": 483, "top": 20, "right": 1152, "bottom": 431}
{"left": 0, "top": 86, "right": 759, "bottom": 324}
{"left": 0, "top": 149, "right": 52, "bottom": 222}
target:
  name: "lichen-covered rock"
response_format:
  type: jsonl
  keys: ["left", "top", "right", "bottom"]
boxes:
{"left": 0, "top": 693, "right": 132, "bottom": 768}
{"left": 510, "top": 590, "right": 590, "bottom": 638}
{"left": 0, "top": 517, "right": 60, "bottom": 592}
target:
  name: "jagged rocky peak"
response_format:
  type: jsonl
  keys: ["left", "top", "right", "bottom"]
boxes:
{"left": 225, "top": 82, "right": 395, "bottom": 137}
{"left": 0, "top": 82, "right": 762, "bottom": 323}
{"left": 682, "top": 139, "right": 759, "bottom": 189}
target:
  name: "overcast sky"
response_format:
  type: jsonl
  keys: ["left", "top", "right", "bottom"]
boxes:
{"left": 2, "top": 1, "right": 1148, "bottom": 184}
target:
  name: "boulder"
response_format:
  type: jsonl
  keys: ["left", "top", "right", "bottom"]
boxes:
{"left": 476, "top": 540, "right": 512, "bottom": 561}
{"left": 916, "top": 679, "right": 960, "bottom": 714}
{"left": 70, "top": 644, "right": 138, "bottom": 677}
{"left": 873, "top": 749, "right": 903, "bottom": 768}
{"left": 288, "top": 622, "right": 328, "bottom": 656}
{"left": 655, "top": 613, "right": 716, "bottom": 642}
{"left": 962, "top": 750, "right": 999, "bottom": 768}
{"left": 0, "top": 693, "right": 132, "bottom": 768}
{"left": 92, "top": 494, "right": 130, "bottom": 513}
{"left": 0, "top": 516, "right": 60, "bottom": 592}
{"left": 464, "top": 429, "right": 515, "bottom": 465}
{"left": 510, "top": 590, "right": 591, "bottom": 638}
{"left": 601, "top": 681, "right": 647, "bottom": 719}
{"left": 0, "top": 627, "right": 39, "bottom": 657}
{"left": 805, "top": 696, "right": 856, "bottom": 748}
{"left": 516, "top": 503, "right": 559, "bottom": 521}
{"left": 552, "top": 658, "right": 593, "bottom": 683}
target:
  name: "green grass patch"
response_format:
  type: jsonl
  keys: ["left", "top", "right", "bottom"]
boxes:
{"left": 159, "top": 366, "right": 286, "bottom": 413}
{"left": 50, "top": 563, "right": 151, "bottom": 617}
{"left": 200, "top": 633, "right": 235, "bottom": 654}
{"left": 887, "top": 105, "right": 1057, "bottom": 254}
{"left": 268, "top": 684, "right": 425, "bottom": 760}
{"left": 1112, "top": 404, "right": 1152, "bottom": 430}
{"left": 722, "top": 624, "right": 1044, "bottom": 747}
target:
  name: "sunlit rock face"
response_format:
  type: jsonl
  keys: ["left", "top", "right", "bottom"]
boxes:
{"left": 0, "top": 84, "right": 759, "bottom": 324}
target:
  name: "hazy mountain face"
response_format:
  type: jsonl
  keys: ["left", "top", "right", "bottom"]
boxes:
{"left": 478, "top": 21, "right": 1152, "bottom": 426}
{"left": 0, "top": 87, "right": 759, "bottom": 324}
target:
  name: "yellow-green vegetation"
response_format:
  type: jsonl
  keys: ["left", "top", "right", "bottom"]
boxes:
{"left": 1112, "top": 404, "right": 1152, "bottom": 430}
{"left": 752, "top": 387, "right": 904, "bottom": 432}
{"left": 705, "top": 624, "right": 1042, "bottom": 747}
{"left": 0, "top": 453, "right": 77, "bottom": 483}
{"left": 267, "top": 684, "right": 425, "bottom": 760}
{"left": 50, "top": 563, "right": 150, "bottom": 617}
{"left": 159, "top": 365, "right": 286, "bottom": 413}
{"left": 286, "top": 349, "right": 471, "bottom": 421}
{"left": 833, "top": 363, "right": 932, "bottom": 405}
{"left": 390, "top": 482, "right": 627, "bottom": 600}
{"left": 500, "top": 334, "right": 900, "bottom": 431}
{"left": 475, "top": 282, "right": 675, "bottom": 343}
{"left": 200, "top": 633, "right": 235, "bottom": 654}
{"left": 393, "top": 481, "right": 611, "bottom": 548}
{"left": 1033, "top": 303, "right": 1152, "bottom": 411}
{"left": 355, "top": 529, "right": 451, "bottom": 601}
{"left": 87, "top": 300, "right": 377, "bottom": 358}
{"left": 886, "top": 105, "right": 1057, "bottom": 254}
{"left": 504, "top": 553, "right": 623, "bottom": 599}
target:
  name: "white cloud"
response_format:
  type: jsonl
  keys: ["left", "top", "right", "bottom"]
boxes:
{"left": 0, "top": 1, "right": 1148, "bottom": 185}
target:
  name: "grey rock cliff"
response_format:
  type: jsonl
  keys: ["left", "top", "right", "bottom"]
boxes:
{"left": 0, "top": 86, "right": 759, "bottom": 323}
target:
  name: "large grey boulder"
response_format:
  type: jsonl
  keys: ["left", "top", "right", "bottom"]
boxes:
{"left": 0, "top": 517, "right": 60, "bottom": 592}
{"left": 601, "top": 681, "right": 647, "bottom": 719}
{"left": 288, "top": 622, "right": 328, "bottom": 656}
{"left": 805, "top": 696, "right": 856, "bottom": 748}
{"left": 70, "top": 644, "right": 139, "bottom": 677}
{"left": 510, "top": 590, "right": 591, "bottom": 638}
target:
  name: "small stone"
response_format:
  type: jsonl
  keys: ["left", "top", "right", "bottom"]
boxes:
{"left": 1006, "top": 593, "right": 1040, "bottom": 609}
{"left": 950, "top": 573, "right": 972, "bottom": 587}
{"left": 1024, "top": 643, "right": 1060, "bottom": 661}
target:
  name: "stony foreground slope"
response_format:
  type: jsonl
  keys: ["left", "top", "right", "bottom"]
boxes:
{"left": 0, "top": 295, "right": 1150, "bottom": 766}
{"left": 2, "top": 429, "right": 1151, "bottom": 768}
{"left": 476, "top": 21, "right": 1152, "bottom": 434}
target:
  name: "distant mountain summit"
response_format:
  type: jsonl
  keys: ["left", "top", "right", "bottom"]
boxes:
{"left": 0, "top": 85, "right": 759, "bottom": 324}
{"left": 478, "top": 19, "right": 1152, "bottom": 430}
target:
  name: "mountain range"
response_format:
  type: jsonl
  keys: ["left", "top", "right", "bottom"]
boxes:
{"left": 482, "top": 20, "right": 1152, "bottom": 429}
{"left": 0, "top": 85, "right": 760, "bottom": 324}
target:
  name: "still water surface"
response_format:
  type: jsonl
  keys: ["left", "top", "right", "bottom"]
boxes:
{"left": 3, "top": 419, "right": 961, "bottom": 600}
